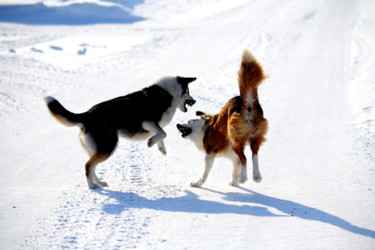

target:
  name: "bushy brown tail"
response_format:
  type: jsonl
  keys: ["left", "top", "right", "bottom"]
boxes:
{"left": 238, "top": 49, "right": 266, "bottom": 106}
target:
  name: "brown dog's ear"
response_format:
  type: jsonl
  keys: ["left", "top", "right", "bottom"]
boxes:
{"left": 196, "top": 111, "right": 205, "bottom": 116}
{"left": 196, "top": 111, "right": 212, "bottom": 120}
{"left": 177, "top": 76, "right": 197, "bottom": 85}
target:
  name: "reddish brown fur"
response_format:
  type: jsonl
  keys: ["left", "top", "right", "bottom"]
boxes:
{"left": 202, "top": 55, "right": 268, "bottom": 164}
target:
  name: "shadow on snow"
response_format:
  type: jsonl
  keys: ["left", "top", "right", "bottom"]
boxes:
{"left": 98, "top": 187, "right": 375, "bottom": 239}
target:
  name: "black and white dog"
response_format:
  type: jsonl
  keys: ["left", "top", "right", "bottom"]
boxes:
{"left": 45, "top": 76, "right": 196, "bottom": 189}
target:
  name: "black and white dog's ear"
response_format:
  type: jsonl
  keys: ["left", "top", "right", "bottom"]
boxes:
{"left": 177, "top": 76, "right": 197, "bottom": 85}
{"left": 196, "top": 111, "right": 205, "bottom": 116}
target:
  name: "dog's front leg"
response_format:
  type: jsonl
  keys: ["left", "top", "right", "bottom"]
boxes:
{"left": 191, "top": 154, "right": 215, "bottom": 187}
{"left": 142, "top": 121, "right": 167, "bottom": 153}
{"left": 157, "top": 140, "right": 167, "bottom": 155}
{"left": 252, "top": 154, "right": 262, "bottom": 183}
{"left": 229, "top": 160, "right": 242, "bottom": 187}
{"left": 240, "top": 164, "right": 248, "bottom": 183}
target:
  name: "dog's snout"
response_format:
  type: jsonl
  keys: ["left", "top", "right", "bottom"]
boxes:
{"left": 177, "top": 124, "right": 182, "bottom": 129}
{"left": 191, "top": 99, "right": 196, "bottom": 105}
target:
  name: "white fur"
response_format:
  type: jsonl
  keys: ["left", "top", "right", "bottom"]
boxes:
{"left": 242, "top": 49, "right": 256, "bottom": 63}
{"left": 79, "top": 132, "right": 97, "bottom": 156}
{"left": 86, "top": 165, "right": 97, "bottom": 189}
{"left": 252, "top": 154, "right": 262, "bottom": 182}
{"left": 44, "top": 96, "right": 55, "bottom": 104}
{"left": 142, "top": 121, "right": 167, "bottom": 154}
{"left": 159, "top": 98, "right": 180, "bottom": 128}
{"left": 156, "top": 77, "right": 183, "bottom": 126}
{"left": 191, "top": 154, "right": 215, "bottom": 187}
{"left": 183, "top": 119, "right": 206, "bottom": 151}
{"left": 155, "top": 76, "right": 182, "bottom": 97}
{"left": 156, "top": 76, "right": 195, "bottom": 114}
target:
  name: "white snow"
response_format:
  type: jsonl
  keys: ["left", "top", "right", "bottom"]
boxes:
{"left": 0, "top": 0, "right": 374, "bottom": 249}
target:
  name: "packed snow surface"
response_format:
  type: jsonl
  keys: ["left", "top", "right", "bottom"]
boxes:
{"left": 0, "top": 0, "right": 374, "bottom": 249}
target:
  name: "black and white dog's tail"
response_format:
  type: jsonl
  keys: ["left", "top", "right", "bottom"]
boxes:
{"left": 44, "top": 96, "right": 84, "bottom": 126}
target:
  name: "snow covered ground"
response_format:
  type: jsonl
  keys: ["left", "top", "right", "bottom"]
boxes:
{"left": 0, "top": 0, "right": 374, "bottom": 249}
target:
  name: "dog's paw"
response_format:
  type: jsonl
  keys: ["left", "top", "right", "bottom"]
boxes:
{"left": 147, "top": 138, "right": 153, "bottom": 147}
{"left": 229, "top": 180, "right": 239, "bottom": 187}
{"left": 239, "top": 177, "right": 248, "bottom": 184}
{"left": 148, "top": 137, "right": 159, "bottom": 148}
{"left": 88, "top": 183, "right": 102, "bottom": 189}
{"left": 157, "top": 144, "right": 167, "bottom": 155}
{"left": 253, "top": 175, "right": 262, "bottom": 183}
{"left": 190, "top": 181, "right": 202, "bottom": 188}
{"left": 100, "top": 181, "right": 108, "bottom": 187}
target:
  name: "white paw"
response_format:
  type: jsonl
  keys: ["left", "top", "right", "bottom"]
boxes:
{"left": 100, "top": 181, "right": 108, "bottom": 187}
{"left": 88, "top": 183, "right": 102, "bottom": 189}
{"left": 190, "top": 181, "right": 202, "bottom": 188}
{"left": 253, "top": 175, "right": 262, "bottom": 183}
{"left": 147, "top": 138, "right": 155, "bottom": 147}
{"left": 158, "top": 144, "right": 167, "bottom": 155}
{"left": 229, "top": 180, "right": 239, "bottom": 187}
{"left": 239, "top": 177, "right": 248, "bottom": 184}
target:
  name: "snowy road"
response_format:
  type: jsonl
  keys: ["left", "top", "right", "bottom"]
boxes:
{"left": 0, "top": 0, "right": 374, "bottom": 249}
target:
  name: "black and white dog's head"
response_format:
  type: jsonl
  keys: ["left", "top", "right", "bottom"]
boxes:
{"left": 157, "top": 76, "right": 197, "bottom": 112}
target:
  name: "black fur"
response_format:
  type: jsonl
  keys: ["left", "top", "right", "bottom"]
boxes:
{"left": 86, "top": 85, "right": 173, "bottom": 136}
{"left": 81, "top": 85, "right": 173, "bottom": 154}
{"left": 177, "top": 76, "right": 195, "bottom": 96}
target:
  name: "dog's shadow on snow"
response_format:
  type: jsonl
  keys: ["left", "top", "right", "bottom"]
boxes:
{"left": 99, "top": 188, "right": 283, "bottom": 217}
{"left": 98, "top": 187, "right": 375, "bottom": 239}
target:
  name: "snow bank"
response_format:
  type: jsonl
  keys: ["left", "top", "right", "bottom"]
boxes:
{"left": 0, "top": 0, "right": 145, "bottom": 25}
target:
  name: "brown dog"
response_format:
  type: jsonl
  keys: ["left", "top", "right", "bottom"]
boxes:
{"left": 177, "top": 50, "right": 268, "bottom": 187}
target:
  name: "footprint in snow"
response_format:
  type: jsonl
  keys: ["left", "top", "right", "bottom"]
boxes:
{"left": 50, "top": 45, "right": 63, "bottom": 51}
{"left": 31, "top": 47, "right": 43, "bottom": 53}
{"left": 77, "top": 47, "right": 87, "bottom": 55}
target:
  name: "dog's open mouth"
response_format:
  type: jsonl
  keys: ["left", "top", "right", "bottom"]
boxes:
{"left": 184, "top": 99, "right": 196, "bottom": 111}
{"left": 177, "top": 124, "right": 192, "bottom": 137}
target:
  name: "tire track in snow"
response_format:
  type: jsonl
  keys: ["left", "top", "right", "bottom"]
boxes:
{"left": 21, "top": 142, "right": 174, "bottom": 249}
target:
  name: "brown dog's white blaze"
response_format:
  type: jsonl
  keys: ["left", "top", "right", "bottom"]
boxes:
{"left": 178, "top": 49, "right": 268, "bottom": 187}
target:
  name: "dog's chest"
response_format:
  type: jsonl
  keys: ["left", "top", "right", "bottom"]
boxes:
{"left": 159, "top": 105, "right": 177, "bottom": 127}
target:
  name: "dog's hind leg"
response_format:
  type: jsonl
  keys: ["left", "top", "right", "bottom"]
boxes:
{"left": 85, "top": 154, "right": 110, "bottom": 189}
{"left": 81, "top": 126, "right": 118, "bottom": 189}
{"left": 142, "top": 121, "right": 167, "bottom": 154}
{"left": 93, "top": 170, "right": 108, "bottom": 187}
{"left": 191, "top": 154, "right": 215, "bottom": 187}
